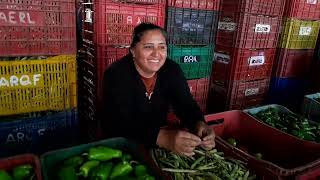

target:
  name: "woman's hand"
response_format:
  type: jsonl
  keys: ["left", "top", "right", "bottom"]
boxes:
{"left": 195, "top": 121, "right": 215, "bottom": 150}
{"left": 156, "top": 128, "right": 201, "bottom": 156}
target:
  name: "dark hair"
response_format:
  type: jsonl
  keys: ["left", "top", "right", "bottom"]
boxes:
{"left": 130, "top": 23, "right": 167, "bottom": 48}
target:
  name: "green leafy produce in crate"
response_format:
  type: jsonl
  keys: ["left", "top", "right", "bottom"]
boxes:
{"left": 0, "top": 164, "right": 34, "bottom": 180}
{"left": 252, "top": 107, "right": 320, "bottom": 142}
{"left": 55, "top": 146, "right": 155, "bottom": 180}
{"left": 152, "top": 148, "right": 256, "bottom": 180}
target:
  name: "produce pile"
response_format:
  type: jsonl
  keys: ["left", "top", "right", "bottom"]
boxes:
{"left": 55, "top": 146, "right": 155, "bottom": 180}
{"left": 0, "top": 164, "right": 34, "bottom": 180}
{"left": 252, "top": 107, "right": 320, "bottom": 143}
{"left": 153, "top": 148, "right": 256, "bottom": 180}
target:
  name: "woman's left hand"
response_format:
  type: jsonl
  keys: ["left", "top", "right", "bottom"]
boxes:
{"left": 195, "top": 121, "right": 215, "bottom": 150}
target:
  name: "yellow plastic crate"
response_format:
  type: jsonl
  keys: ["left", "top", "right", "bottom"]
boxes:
{"left": 279, "top": 18, "right": 320, "bottom": 49}
{"left": 0, "top": 55, "right": 77, "bottom": 116}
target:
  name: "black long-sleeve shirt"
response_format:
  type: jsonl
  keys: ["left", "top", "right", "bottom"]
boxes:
{"left": 102, "top": 54, "right": 205, "bottom": 147}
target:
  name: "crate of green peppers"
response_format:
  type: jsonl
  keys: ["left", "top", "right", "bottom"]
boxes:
{"left": 244, "top": 104, "right": 320, "bottom": 143}
{"left": 302, "top": 92, "right": 320, "bottom": 123}
{"left": 40, "top": 137, "right": 165, "bottom": 180}
{"left": 0, "top": 154, "right": 42, "bottom": 180}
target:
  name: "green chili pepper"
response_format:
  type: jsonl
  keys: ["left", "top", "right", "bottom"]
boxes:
{"left": 137, "top": 174, "right": 155, "bottom": 180}
{"left": 0, "top": 170, "right": 12, "bottom": 180}
{"left": 109, "top": 161, "right": 133, "bottom": 179}
{"left": 12, "top": 164, "right": 33, "bottom": 180}
{"left": 134, "top": 164, "right": 147, "bottom": 177}
{"left": 88, "top": 146, "right": 122, "bottom": 161}
{"left": 79, "top": 160, "right": 100, "bottom": 178}
{"left": 58, "top": 166, "right": 78, "bottom": 180}
{"left": 121, "top": 153, "right": 132, "bottom": 162}
{"left": 90, "top": 162, "right": 113, "bottom": 180}
{"left": 63, "top": 156, "right": 84, "bottom": 167}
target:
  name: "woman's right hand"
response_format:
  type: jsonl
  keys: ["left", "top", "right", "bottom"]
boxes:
{"left": 156, "top": 128, "right": 202, "bottom": 156}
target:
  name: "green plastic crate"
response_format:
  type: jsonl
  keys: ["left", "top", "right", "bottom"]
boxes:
{"left": 40, "top": 137, "right": 165, "bottom": 180}
{"left": 168, "top": 44, "right": 214, "bottom": 80}
{"left": 302, "top": 93, "right": 320, "bottom": 123}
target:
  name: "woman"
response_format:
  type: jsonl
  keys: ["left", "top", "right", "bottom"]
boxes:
{"left": 102, "top": 23, "right": 215, "bottom": 156}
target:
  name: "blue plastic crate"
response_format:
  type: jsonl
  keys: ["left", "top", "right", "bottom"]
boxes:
{"left": 0, "top": 109, "right": 79, "bottom": 157}
{"left": 302, "top": 93, "right": 320, "bottom": 123}
{"left": 268, "top": 77, "right": 309, "bottom": 112}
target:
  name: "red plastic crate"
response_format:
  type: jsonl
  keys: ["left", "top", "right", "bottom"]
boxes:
{"left": 0, "top": 154, "right": 42, "bottom": 180}
{"left": 285, "top": 0, "right": 320, "bottom": 20}
{"left": 216, "top": 12, "right": 282, "bottom": 49}
{"left": 274, "top": 48, "right": 314, "bottom": 78}
{"left": 0, "top": 0, "right": 76, "bottom": 56}
{"left": 166, "top": 78, "right": 209, "bottom": 125}
{"left": 221, "top": 0, "right": 286, "bottom": 16}
{"left": 205, "top": 110, "right": 320, "bottom": 178}
{"left": 167, "top": 0, "right": 220, "bottom": 10}
{"left": 213, "top": 46, "right": 275, "bottom": 87}
{"left": 207, "top": 79, "right": 270, "bottom": 112}
{"left": 83, "top": 2, "right": 165, "bottom": 46}
{"left": 187, "top": 78, "right": 209, "bottom": 113}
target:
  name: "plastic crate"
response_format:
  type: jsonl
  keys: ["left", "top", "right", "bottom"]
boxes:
{"left": 83, "top": 2, "right": 165, "bottom": 46}
{"left": 41, "top": 137, "right": 166, "bottom": 180}
{"left": 112, "top": 0, "right": 165, "bottom": 4}
{"left": 221, "top": 0, "right": 285, "bottom": 16}
{"left": 268, "top": 77, "right": 308, "bottom": 112}
{"left": 216, "top": 12, "right": 282, "bottom": 49}
{"left": 274, "top": 48, "right": 314, "bottom": 78}
{"left": 0, "top": 109, "right": 78, "bottom": 157}
{"left": 0, "top": 55, "right": 77, "bottom": 116}
{"left": 0, "top": 0, "right": 76, "bottom": 56}
{"left": 285, "top": 0, "right": 320, "bottom": 20}
{"left": 205, "top": 110, "right": 320, "bottom": 178}
{"left": 279, "top": 18, "right": 320, "bottom": 49}
{"left": 187, "top": 78, "right": 209, "bottom": 112}
{"left": 168, "top": 44, "right": 214, "bottom": 79}
{"left": 302, "top": 93, "right": 320, "bottom": 123}
{"left": 166, "top": 7, "right": 219, "bottom": 45}
{"left": 207, "top": 78, "right": 270, "bottom": 113}
{"left": 213, "top": 46, "right": 275, "bottom": 87}
{"left": 0, "top": 154, "right": 42, "bottom": 180}
{"left": 167, "top": 0, "right": 220, "bottom": 10}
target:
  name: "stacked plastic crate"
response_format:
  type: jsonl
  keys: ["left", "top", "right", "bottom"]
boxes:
{"left": 207, "top": 0, "right": 285, "bottom": 113}
{"left": 79, "top": 0, "right": 165, "bottom": 139}
{"left": 270, "top": 0, "right": 320, "bottom": 111}
{"left": 0, "top": 0, "right": 78, "bottom": 157}
{"left": 166, "top": 0, "right": 220, "bottom": 116}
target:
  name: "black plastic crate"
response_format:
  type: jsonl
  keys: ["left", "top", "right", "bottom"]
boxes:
{"left": 166, "top": 7, "right": 219, "bottom": 45}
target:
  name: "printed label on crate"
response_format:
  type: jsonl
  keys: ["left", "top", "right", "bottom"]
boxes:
{"left": 0, "top": 74, "right": 43, "bottom": 88}
{"left": 307, "top": 0, "right": 317, "bottom": 4}
{"left": 0, "top": 10, "right": 41, "bottom": 25}
{"left": 180, "top": 55, "right": 201, "bottom": 63}
{"left": 299, "top": 26, "right": 312, "bottom": 36}
{"left": 85, "top": 8, "right": 93, "bottom": 23}
{"left": 214, "top": 53, "right": 230, "bottom": 64}
{"left": 245, "top": 88, "right": 259, "bottom": 96}
{"left": 218, "top": 22, "right": 237, "bottom": 31}
{"left": 255, "top": 24, "right": 271, "bottom": 33}
{"left": 248, "top": 56, "right": 265, "bottom": 66}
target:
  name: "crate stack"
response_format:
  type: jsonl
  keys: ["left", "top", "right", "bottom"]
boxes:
{"left": 269, "top": 0, "right": 320, "bottom": 111}
{"left": 79, "top": 0, "right": 165, "bottom": 139}
{"left": 165, "top": 0, "right": 220, "bottom": 118}
{"left": 0, "top": 0, "right": 78, "bottom": 157}
{"left": 207, "top": 0, "right": 285, "bottom": 113}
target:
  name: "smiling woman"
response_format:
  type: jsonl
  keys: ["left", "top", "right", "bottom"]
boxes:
{"left": 101, "top": 23, "right": 215, "bottom": 157}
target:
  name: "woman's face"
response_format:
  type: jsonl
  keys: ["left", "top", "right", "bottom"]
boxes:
{"left": 130, "top": 29, "right": 167, "bottom": 77}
